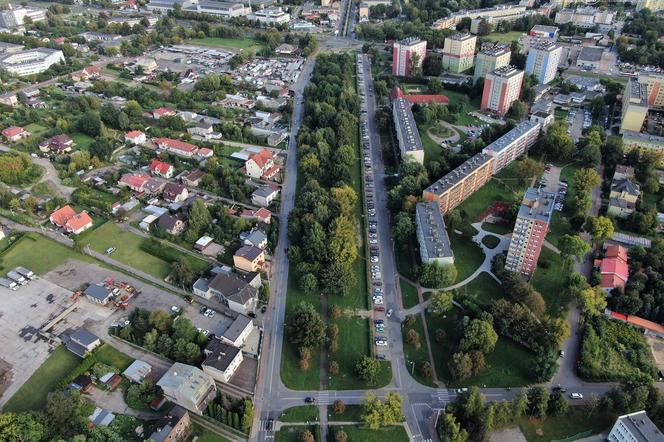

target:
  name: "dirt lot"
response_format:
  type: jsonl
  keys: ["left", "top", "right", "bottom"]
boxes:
{"left": 489, "top": 427, "right": 527, "bottom": 442}
{"left": 647, "top": 336, "right": 664, "bottom": 374}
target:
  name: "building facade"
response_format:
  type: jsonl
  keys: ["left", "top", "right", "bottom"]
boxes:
{"left": 0, "top": 6, "right": 46, "bottom": 29}
{"left": 620, "top": 78, "right": 649, "bottom": 133}
{"left": 392, "top": 37, "right": 427, "bottom": 77}
{"left": 505, "top": 188, "right": 556, "bottom": 277}
{"left": 442, "top": 33, "right": 477, "bottom": 74}
{"left": 480, "top": 65, "right": 524, "bottom": 115}
{"left": 392, "top": 97, "right": 424, "bottom": 164}
{"left": 0, "top": 49, "right": 64, "bottom": 77}
{"left": 157, "top": 363, "right": 216, "bottom": 415}
{"left": 525, "top": 42, "right": 562, "bottom": 85}
{"left": 473, "top": 42, "right": 511, "bottom": 82}
{"left": 482, "top": 120, "right": 541, "bottom": 173}
{"left": 415, "top": 202, "right": 454, "bottom": 266}
{"left": 608, "top": 410, "right": 664, "bottom": 442}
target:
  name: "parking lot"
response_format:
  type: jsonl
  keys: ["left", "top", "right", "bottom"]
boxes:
{"left": 0, "top": 275, "right": 108, "bottom": 407}
{"left": 541, "top": 164, "right": 567, "bottom": 213}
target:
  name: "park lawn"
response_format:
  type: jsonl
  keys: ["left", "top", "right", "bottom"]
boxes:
{"left": 330, "top": 425, "right": 409, "bottom": 442}
{"left": 71, "top": 132, "right": 95, "bottom": 151}
{"left": 0, "top": 233, "right": 95, "bottom": 275}
{"left": 395, "top": 239, "right": 418, "bottom": 281}
{"left": 449, "top": 231, "right": 484, "bottom": 283}
{"left": 485, "top": 31, "right": 524, "bottom": 44}
{"left": 24, "top": 123, "right": 49, "bottom": 137}
{"left": 481, "top": 221, "right": 511, "bottom": 235}
{"left": 402, "top": 314, "right": 436, "bottom": 387}
{"left": 95, "top": 344, "right": 134, "bottom": 371}
{"left": 275, "top": 425, "right": 320, "bottom": 442}
{"left": 191, "top": 424, "right": 232, "bottom": 442}
{"left": 458, "top": 271, "right": 503, "bottom": 306}
{"left": 518, "top": 409, "right": 616, "bottom": 442}
{"left": 420, "top": 122, "right": 445, "bottom": 165}
{"left": 531, "top": 248, "right": 569, "bottom": 318}
{"left": 425, "top": 309, "right": 536, "bottom": 387}
{"left": 481, "top": 235, "right": 500, "bottom": 249}
{"left": 430, "top": 123, "right": 454, "bottom": 139}
{"left": 186, "top": 37, "right": 262, "bottom": 52}
{"left": 554, "top": 108, "right": 568, "bottom": 121}
{"left": 281, "top": 272, "right": 322, "bottom": 390}
{"left": 279, "top": 405, "right": 319, "bottom": 423}
{"left": 328, "top": 404, "right": 364, "bottom": 422}
{"left": 3, "top": 345, "right": 81, "bottom": 412}
{"left": 400, "top": 278, "right": 420, "bottom": 309}
{"left": 546, "top": 212, "right": 572, "bottom": 247}
{"left": 456, "top": 175, "right": 523, "bottom": 222}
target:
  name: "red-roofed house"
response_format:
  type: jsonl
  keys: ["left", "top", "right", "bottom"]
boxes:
{"left": 118, "top": 173, "right": 151, "bottom": 192}
{"left": 150, "top": 159, "right": 174, "bottom": 178}
{"left": 391, "top": 86, "right": 449, "bottom": 105}
{"left": 124, "top": 0, "right": 137, "bottom": 9}
{"left": 125, "top": 130, "right": 146, "bottom": 145}
{"left": 240, "top": 207, "right": 272, "bottom": 224}
{"left": 2, "top": 126, "right": 29, "bottom": 142}
{"left": 197, "top": 148, "right": 213, "bottom": 159}
{"left": 608, "top": 310, "right": 664, "bottom": 338}
{"left": 153, "top": 108, "right": 176, "bottom": 119}
{"left": 50, "top": 205, "right": 93, "bottom": 234}
{"left": 72, "top": 66, "right": 100, "bottom": 81}
{"left": 245, "top": 149, "right": 280, "bottom": 180}
{"left": 594, "top": 245, "right": 629, "bottom": 292}
{"left": 154, "top": 138, "right": 198, "bottom": 158}
{"left": 39, "top": 134, "right": 75, "bottom": 153}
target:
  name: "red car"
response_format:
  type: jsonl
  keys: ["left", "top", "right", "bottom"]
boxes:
{"left": 374, "top": 306, "right": 385, "bottom": 312}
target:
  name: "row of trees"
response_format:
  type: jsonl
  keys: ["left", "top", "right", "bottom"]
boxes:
{"left": 205, "top": 393, "right": 254, "bottom": 434}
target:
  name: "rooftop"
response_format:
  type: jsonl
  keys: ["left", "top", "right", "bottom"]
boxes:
{"left": 396, "top": 36, "right": 425, "bottom": 47}
{"left": 578, "top": 46, "right": 604, "bottom": 62}
{"left": 392, "top": 98, "right": 423, "bottom": 153}
{"left": 483, "top": 120, "right": 540, "bottom": 155}
{"left": 203, "top": 340, "right": 241, "bottom": 372}
{"left": 489, "top": 65, "right": 522, "bottom": 78}
{"left": 425, "top": 152, "right": 493, "bottom": 195}
{"left": 530, "top": 40, "right": 559, "bottom": 52}
{"left": 479, "top": 41, "right": 510, "bottom": 56}
{"left": 449, "top": 32, "right": 474, "bottom": 41}
{"left": 517, "top": 187, "right": 556, "bottom": 223}
{"left": 613, "top": 410, "right": 664, "bottom": 441}
{"left": 416, "top": 202, "right": 454, "bottom": 260}
{"left": 222, "top": 314, "right": 253, "bottom": 342}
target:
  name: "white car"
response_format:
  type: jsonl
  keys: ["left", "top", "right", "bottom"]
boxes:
{"left": 370, "top": 256, "right": 379, "bottom": 263}
{"left": 374, "top": 297, "right": 384, "bottom": 305}
{"left": 569, "top": 393, "right": 583, "bottom": 399}
{"left": 375, "top": 338, "right": 388, "bottom": 346}
{"left": 170, "top": 305, "right": 181, "bottom": 314}
{"left": 105, "top": 247, "right": 116, "bottom": 255}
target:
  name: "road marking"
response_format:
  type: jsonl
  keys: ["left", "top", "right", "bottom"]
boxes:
{"left": 432, "top": 389, "right": 451, "bottom": 402}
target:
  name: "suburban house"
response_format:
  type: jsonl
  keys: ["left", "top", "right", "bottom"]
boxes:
{"left": 148, "top": 406, "right": 191, "bottom": 442}
{"left": 118, "top": 173, "right": 151, "bottom": 192}
{"left": 144, "top": 178, "right": 168, "bottom": 195}
{"left": 71, "top": 66, "right": 100, "bottom": 81}
{"left": 65, "top": 328, "right": 102, "bottom": 358}
{"left": 158, "top": 213, "right": 187, "bottom": 235}
{"left": 123, "top": 360, "right": 152, "bottom": 383}
{"left": 193, "top": 271, "right": 258, "bottom": 315}
{"left": 89, "top": 408, "right": 115, "bottom": 427}
{"left": 187, "top": 121, "right": 221, "bottom": 140}
{"left": 157, "top": 363, "right": 216, "bottom": 415}
{"left": 196, "top": 147, "right": 214, "bottom": 160}
{"left": 593, "top": 245, "right": 629, "bottom": 292}
{"left": 70, "top": 375, "right": 93, "bottom": 393}
{"left": 201, "top": 339, "right": 243, "bottom": 384}
{"left": 220, "top": 314, "right": 254, "bottom": 347}
{"left": 155, "top": 138, "right": 199, "bottom": 158}
{"left": 233, "top": 245, "right": 265, "bottom": 273}
{"left": 240, "top": 207, "right": 272, "bottom": 224}
{"left": 241, "top": 229, "right": 267, "bottom": 250}
{"left": 150, "top": 159, "right": 175, "bottom": 178}
{"left": 49, "top": 205, "right": 93, "bottom": 234}
{"left": 251, "top": 185, "right": 280, "bottom": 207}
{"left": 153, "top": 107, "right": 176, "bottom": 119}
{"left": 163, "top": 183, "right": 189, "bottom": 203}
{"left": 125, "top": 130, "right": 146, "bottom": 145}
{"left": 84, "top": 283, "right": 115, "bottom": 305}
{"left": 2, "top": 125, "right": 28, "bottom": 141}
{"left": 607, "top": 173, "right": 640, "bottom": 218}
{"left": 244, "top": 148, "right": 280, "bottom": 181}
{"left": 38, "top": 134, "right": 75, "bottom": 153}
{"left": 181, "top": 169, "right": 204, "bottom": 187}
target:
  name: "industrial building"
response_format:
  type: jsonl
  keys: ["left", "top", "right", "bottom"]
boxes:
{"left": 0, "top": 49, "right": 65, "bottom": 77}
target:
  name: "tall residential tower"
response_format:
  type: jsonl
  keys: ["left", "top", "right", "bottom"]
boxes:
{"left": 392, "top": 37, "right": 427, "bottom": 77}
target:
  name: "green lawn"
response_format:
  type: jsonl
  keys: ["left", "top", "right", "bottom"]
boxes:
{"left": 485, "top": 31, "right": 525, "bottom": 44}
{"left": 481, "top": 235, "right": 500, "bottom": 249}
{"left": 421, "top": 122, "right": 445, "bottom": 165}
{"left": 279, "top": 406, "right": 319, "bottom": 423}
{"left": 531, "top": 248, "right": 569, "bottom": 318}
{"left": 481, "top": 221, "right": 511, "bottom": 235}
{"left": 95, "top": 344, "right": 133, "bottom": 371}
{"left": 402, "top": 314, "right": 435, "bottom": 387}
{"left": 457, "top": 271, "right": 503, "bottom": 306}
{"left": 430, "top": 124, "right": 454, "bottom": 139}
{"left": 3, "top": 346, "right": 81, "bottom": 412}
{"left": 328, "top": 404, "right": 364, "bottom": 422}
{"left": 0, "top": 233, "right": 95, "bottom": 275}
{"left": 518, "top": 409, "right": 616, "bottom": 442}
{"left": 71, "top": 132, "right": 95, "bottom": 151}
{"left": 186, "top": 37, "right": 262, "bottom": 51}
{"left": 425, "top": 309, "right": 536, "bottom": 387}
{"left": 330, "top": 425, "right": 409, "bottom": 442}
{"left": 395, "top": 242, "right": 418, "bottom": 281}
{"left": 24, "top": 123, "right": 49, "bottom": 137}
{"left": 191, "top": 424, "right": 232, "bottom": 442}
{"left": 546, "top": 212, "right": 573, "bottom": 247}
{"left": 81, "top": 222, "right": 208, "bottom": 279}
{"left": 275, "top": 425, "right": 320, "bottom": 442}
{"left": 437, "top": 89, "right": 482, "bottom": 125}
{"left": 449, "top": 231, "right": 484, "bottom": 283}
{"left": 400, "top": 278, "right": 420, "bottom": 309}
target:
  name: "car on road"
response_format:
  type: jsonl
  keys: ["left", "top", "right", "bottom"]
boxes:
{"left": 386, "top": 308, "right": 393, "bottom": 318}
{"left": 266, "top": 419, "right": 274, "bottom": 431}
{"left": 370, "top": 239, "right": 378, "bottom": 244}
{"left": 569, "top": 393, "right": 583, "bottom": 399}
{"left": 456, "top": 388, "right": 469, "bottom": 394}
{"left": 305, "top": 397, "right": 316, "bottom": 403}
{"left": 170, "top": 305, "right": 181, "bottom": 314}
{"left": 553, "top": 385, "right": 567, "bottom": 393}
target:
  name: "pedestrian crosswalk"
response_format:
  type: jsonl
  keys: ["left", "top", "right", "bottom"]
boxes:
{"left": 317, "top": 391, "right": 331, "bottom": 404}
{"left": 432, "top": 389, "right": 451, "bottom": 403}
{"left": 258, "top": 419, "right": 274, "bottom": 431}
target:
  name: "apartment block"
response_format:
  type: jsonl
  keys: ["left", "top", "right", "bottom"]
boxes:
{"left": 442, "top": 33, "right": 477, "bottom": 74}
{"left": 554, "top": 8, "right": 614, "bottom": 27}
{"left": 482, "top": 120, "right": 541, "bottom": 173}
{"left": 422, "top": 153, "right": 494, "bottom": 215}
{"left": 432, "top": 4, "right": 526, "bottom": 30}
{"left": 525, "top": 41, "right": 562, "bottom": 85}
{"left": 505, "top": 188, "right": 556, "bottom": 278}
{"left": 620, "top": 78, "right": 649, "bottom": 133}
{"left": 392, "top": 37, "right": 427, "bottom": 77}
{"left": 473, "top": 42, "right": 511, "bottom": 82}
{"left": 0, "top": 5, "right": 46, "bottom": 29}
{"left": 157, "top": 363, "right": 216, "bottom": 415}
{"left": 392, "top": 97, "right": 424, "bottom": 164}
{"left": 638, "top": 72, "right": 664, "bottom": 109}
{"left": 608, "top": 411, "right": 664, "bottom": 442}
{"left": 415, "top": 202, "right": 454, "bottom": 266}
{"left": 480, "top": 65, "right": 524, "bottom": 115}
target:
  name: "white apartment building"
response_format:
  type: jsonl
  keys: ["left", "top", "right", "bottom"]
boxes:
{"left": 481, "top": 65, "right": 524, "bottom": 116}
{"left": 608, "top": 411, "right": 664, "bottom": 442}
{"left": 554, "top": 8, "right": 614, "bottom": 27}
{"left": 482, "top": 120, "right": 541, "bottom": 173}
{"left": 248, "top": 7, "right": 291, "bottom": 25}
{"left": 0, "top": 5, "right": 46, "bottom": 29}
{"left": 0, "top": 48, "right": 65, "bottom": 77}
{"left": 196, "top": 1, "right": 251, "bottom": 17}
{"left": 525, "top": 41, "right": 562, "bottom": 85}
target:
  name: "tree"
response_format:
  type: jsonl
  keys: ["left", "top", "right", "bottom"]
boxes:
{"left": 586, "top": 216, "right": 614, "bottom": 244}
{"left": 437, "top": 412, "right": 468, "bottom": 442}
{"left": 577, "top": 286, "right": 607, "bottom": 316}
{"left": 430, "top": 291, "right": 453, "bottom": 315}
{"left": 530, "top": 349, "right": 558, "bottom": 382}
{"left": 333, "top": 400, "right": 345, "bottom": 414}
{"left": 420, "top": 361, "right": 434, "bottom": 379}
{"left": 407, "top": 329, "right": 421, "bottom": 349}
{"left": 299, "top": 430, "right": 315, "bottom": 442}
{"left": 579, "top": 130, "right": 602, "bottom": 167}
{"left": 392, "top": 211, "right": 415, "bottom": 243}
{"left": 536, "top": 121, "right": 575, "bottom": 159}
{"left": 513, "top": 157, "right": 545, "bottom": 186}
{"left": 0, "top": 412, "right": 44, "bottom": 442}
{"left": 355, "top": 355, "right": 381, "bottom": 383}
{"left": 242, "top": 399, "right": 254, "bottom": 433}
{"left": 460, "top": 319, "right": 498, "bottom": 354}
{"left": 558, "top": 234, "right": 591, "bottom": 269}
{"left": 149, "top": 310, "right": 173, "bottom": 333}
{"left": 419, "top": 263, "right": 457, "bottom": 288}
{"left": 449, "top": 352, "right": 473, "bottom": 381}
{"left": 548, "top": 391, "right": 570, "bottom": 416}
{"left": 506, "top": 100, "right": 527, "bottom": 120}
{"left": 409, "top": 52, "right": 422, "bottom": 77}
{"left": 286, "top": 302, "right": 326, "bottom": 349}
{"left": 77, "top": 110, "right": 103, "bottom": 137}
{"left": 299, "top": 273, "right": 318, "bottom": 295}
{"left": 329, "top": 360, "right": 340, "bottom": 375}
{"left": 188, "top": 199, "right": 212, "bottom": 234}
{"left": 574, "top": 168, "right": 601, "bottom": 193}
{"left": 335, "top": 430, "right": 348, "bottom": 442}
{"left": 526, "top": 386, "right": 549, "bottom": 419}
{"left": 170, "top": 257, "right": 195, "bottom": 287}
